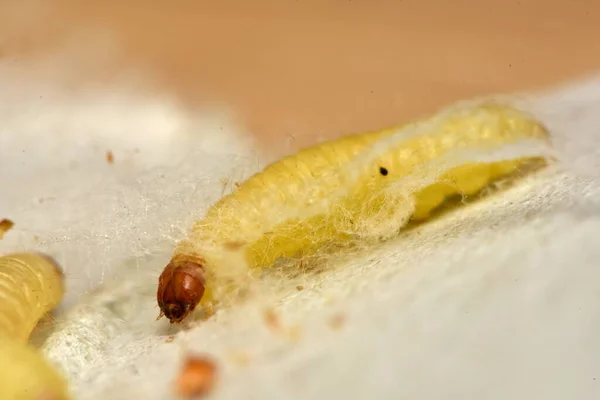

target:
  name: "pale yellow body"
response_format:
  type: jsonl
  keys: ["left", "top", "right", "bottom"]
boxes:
{"left": 174, "top": 104, "right": 551, "bottom": 302}
{"left": 0, "top": 253, "right": 71, "bottom": 400}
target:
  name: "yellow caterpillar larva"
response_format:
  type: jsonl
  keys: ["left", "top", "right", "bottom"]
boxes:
{"left": 157, "top": 103, "right": 552, "bottom": 323}
{"left": 0, "top": 252, "right": 72, "bottom": 400}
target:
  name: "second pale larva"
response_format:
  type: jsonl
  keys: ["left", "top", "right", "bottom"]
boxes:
{"left": 0, "top": 252, "right": 72, "bottom": 400}
{"left": 157, "top": 103, "right": 553, "bottom": 323}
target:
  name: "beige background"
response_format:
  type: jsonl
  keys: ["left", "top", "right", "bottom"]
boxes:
{"left": 2, "top": 0, "right": 599, "bottom": 150}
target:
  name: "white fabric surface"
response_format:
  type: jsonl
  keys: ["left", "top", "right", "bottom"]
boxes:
{"left": 1, "top": 53, "right": 600, "bottom": 400}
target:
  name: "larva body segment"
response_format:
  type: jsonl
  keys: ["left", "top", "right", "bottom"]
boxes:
{"left": 0, "top": 341, "right": 71, "bottom": 400}
{"left": 158, "top": 104, "right": 552, "bottom": 323}
{"left": 0, "top": 253, "right": 64, "bottom": 342}
{"left": 0, "top": 253, "right": 71, "bottom": 400}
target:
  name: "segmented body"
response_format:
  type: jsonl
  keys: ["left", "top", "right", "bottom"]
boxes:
{"left": 157, "top": 103, "right": 552, "bottom": 323}
{"left": 0, "top": 253, "right": 71, "bottom": 400}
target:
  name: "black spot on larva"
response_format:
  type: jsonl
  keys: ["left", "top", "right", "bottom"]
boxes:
{"left": 379, "top": 167, "right": 388, "bottom": 176}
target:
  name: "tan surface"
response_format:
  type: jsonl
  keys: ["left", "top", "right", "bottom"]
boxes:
{"left": 2, "top": 0, "right": 600, "bottom": 151}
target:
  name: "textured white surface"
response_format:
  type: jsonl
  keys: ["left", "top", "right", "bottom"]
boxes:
{"left": 2, "top": 54, "right": 600, "bottom": 400}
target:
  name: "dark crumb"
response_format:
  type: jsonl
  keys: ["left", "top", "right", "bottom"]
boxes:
{"left": 165, "top": 336, "right": 175, "bottom": 343}
{"left": 328, "top": 313, "right": 346, "bottom": 330}
{"left": 295, "top": 285, "right": 304, "bottom": 291}
{"left": 106, "top": 150, "right": 114, "bottom": 164}
{"left": 175, "top": 355, "right": 218, "bottom": 398}
{"left": 0, "top": 218, "right": 14, "bottom": 239}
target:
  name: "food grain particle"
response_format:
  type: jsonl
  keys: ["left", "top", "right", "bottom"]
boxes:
{"left": 175, "top": 355, "right": 217, "bottom": 398}
{"left": 0, "top": 219, "right": 14, "bottom": 239}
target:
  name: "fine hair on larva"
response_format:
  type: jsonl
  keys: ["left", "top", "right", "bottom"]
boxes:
{"left": 157, "top": 102, "right": 556, "bottom": 324}
{"left": 0, "top": 252, "right": 72, "bottom": 400}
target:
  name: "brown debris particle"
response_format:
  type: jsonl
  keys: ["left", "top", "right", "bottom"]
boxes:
{"left": 223, "top": 241, "right": 246, "bottom": 251}
{"left": 175, "top": 355, "right": 218, "bottom": 398}
{"left": 295, "top": 285, "right": 304, "bottom": 291}
{"left": 200, "top": 304, "right": 216, "bottom": 321}
{"left": 263, "top": 308, "right": 302, "bottom": 342}
{"left": 106, "top": 151, "right": 114, "bottom": 164}
{"left": 165, "top": 336, "right": 175, "bottom": 343}
{"left": 264, "top": 308, "right": 280, "bottom": 331}
{"left": 0, "top": 218, "right": 14, "bottom": 239}
{"left": 328, "top": 313, "right": 346, "bottom": 330}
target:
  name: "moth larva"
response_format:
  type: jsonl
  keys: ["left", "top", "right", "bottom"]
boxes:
{"left": 157, "top": 103, "right": 553, "bottom": 323}
{"left": 0, "top": 252, "right": 72, "bottom": 400}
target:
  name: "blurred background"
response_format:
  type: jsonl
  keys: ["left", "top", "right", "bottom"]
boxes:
{"left": 2, "top": 0, "right": 599, "bottom": 152}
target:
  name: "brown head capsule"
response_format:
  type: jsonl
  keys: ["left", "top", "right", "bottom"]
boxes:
{"left": 157, "top": 256, "right": 206, "bottom": 323}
